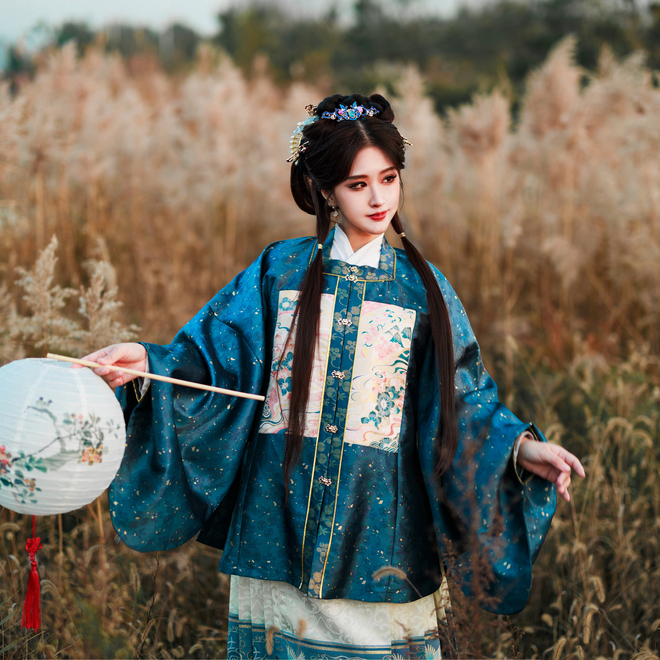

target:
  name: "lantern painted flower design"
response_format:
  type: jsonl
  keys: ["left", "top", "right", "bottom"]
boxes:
{"left": 0, "top": 358, "right": 126, "bottom": 515}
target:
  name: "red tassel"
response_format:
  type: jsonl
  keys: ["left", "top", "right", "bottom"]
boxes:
{"left": 21, "top": 515, "right": 42, "bottom": 631}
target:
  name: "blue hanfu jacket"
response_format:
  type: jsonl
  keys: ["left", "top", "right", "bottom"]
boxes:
{"left": 110, "top": 228, "right": 556, "bottom": 614}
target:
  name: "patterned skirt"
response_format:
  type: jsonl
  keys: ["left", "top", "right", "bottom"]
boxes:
{"left": 227, "top": 575, "right": 452, "bottom": 659}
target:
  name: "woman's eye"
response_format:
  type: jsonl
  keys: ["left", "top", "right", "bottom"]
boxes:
{"left": 383, "top": 174, "right": 397, "bottom": 183}
{"left": 348, "top": 181, "right": 366, "bottom": 190}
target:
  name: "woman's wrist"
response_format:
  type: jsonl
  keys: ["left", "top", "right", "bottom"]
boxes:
{"left": 514, "top": 431, "right": 535, "bottom": 464}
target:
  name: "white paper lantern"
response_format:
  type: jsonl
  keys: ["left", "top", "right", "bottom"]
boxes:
{"left": 0, "top": 358, "right": 126, "bottom": 515}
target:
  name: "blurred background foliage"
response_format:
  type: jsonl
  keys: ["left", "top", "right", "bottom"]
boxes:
{"left": 4, "top": 0, "right": 660, "bottom": 110}
{"left": 1, "top": 0, "right": 659, "bottom": 657}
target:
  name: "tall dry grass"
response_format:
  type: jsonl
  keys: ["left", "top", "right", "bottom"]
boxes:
{"left": 0, "top": 37, "right": 659, "bottom": 657}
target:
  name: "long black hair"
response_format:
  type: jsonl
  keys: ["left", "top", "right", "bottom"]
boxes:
{"left": 285, "top": 93, "right": 457, "bottom": 481}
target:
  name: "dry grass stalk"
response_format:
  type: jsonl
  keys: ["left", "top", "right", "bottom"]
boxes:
{"left": 553, "top": 635, "right": 568, "bottom": 660}
{"left": 265, "top": 625, "right": 279, "bottom": 654}
{"left": 12, "top": 236, "right": 79, "bottom": 354}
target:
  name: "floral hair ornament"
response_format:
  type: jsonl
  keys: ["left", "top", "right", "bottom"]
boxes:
{"left": 287, "top": 105, "right": 319, "bottom": 165}
{"left": 321, "top": 101, "right": 379, "bottom": 121}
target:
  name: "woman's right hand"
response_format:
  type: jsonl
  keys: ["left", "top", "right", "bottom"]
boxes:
{"left": 76, "top": 343, "right": 148, "bottom": 389}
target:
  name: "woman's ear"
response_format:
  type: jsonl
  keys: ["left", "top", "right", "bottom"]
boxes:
{"left": 322, "top": 191, "right": 337, "bottom": 206}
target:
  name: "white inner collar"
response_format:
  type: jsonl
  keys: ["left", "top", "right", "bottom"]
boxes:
{"left": 330, "top": 225, "right": 384, "bottom": 268}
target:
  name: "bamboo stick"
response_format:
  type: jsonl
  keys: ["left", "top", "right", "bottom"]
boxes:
{"left": 46, "top": 353, "right": 265, "bottom": 401}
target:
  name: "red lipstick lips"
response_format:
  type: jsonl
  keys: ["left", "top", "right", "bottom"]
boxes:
{"left": 368, "top": 211, "right": 388, "bottom": 221}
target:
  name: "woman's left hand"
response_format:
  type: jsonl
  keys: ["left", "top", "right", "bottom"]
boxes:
{"left": 517, "top": 438, "right": 585, "bottom": 502}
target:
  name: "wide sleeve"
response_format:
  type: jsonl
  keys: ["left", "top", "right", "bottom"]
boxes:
{"left": 108, "top": 252, "right": 269, "bottom": 552}
{"left": 417, "top": 269, "right": 556, "bottom": 615}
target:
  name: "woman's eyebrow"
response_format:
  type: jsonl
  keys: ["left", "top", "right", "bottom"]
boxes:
{"left": 345, "top": 166, "right": 397, "bottom": 181}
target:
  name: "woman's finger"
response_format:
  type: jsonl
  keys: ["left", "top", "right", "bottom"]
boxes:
{"left": 71, "top": 346, "right": 113, "bottom": 369}
{"left": 527, "top": 443, "right": 585, "bottom": 477}
{"left": 96, "top": 344, "right": 130, "bottom": 365}
{"left": 107, "top": 371, "right": 126, "bottom": 389}
{"left": 547, "top": 445, "right": 585, "bottom": 476}
{"left": 545, "top": 452, "right": 572, "bottom": 474}
{"left": 556, "top": 470, "right": 571, "bottom": 489}
{"left": 72, "top": 343, "right": 146, "bottom": 384}
{"left": 557, "top": 474, "right": 572, "bottom": 502}
{"left": 563, "top": 451, "right": 586, "bottom": 478}
{"left": 522, "top": 443, "right": 570, "bottom": 473}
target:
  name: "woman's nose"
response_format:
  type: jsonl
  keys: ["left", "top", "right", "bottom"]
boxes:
{"left": 370, "top": 186, "right": 384, "bottom": 206}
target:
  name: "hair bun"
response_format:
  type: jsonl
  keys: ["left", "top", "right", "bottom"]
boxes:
{"left": 367, "top": 94, "right": 394, "bottom": 122}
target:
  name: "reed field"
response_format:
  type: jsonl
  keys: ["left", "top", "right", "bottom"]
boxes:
{"left": 1, "top": 37, "right": 659, "bottom": 658}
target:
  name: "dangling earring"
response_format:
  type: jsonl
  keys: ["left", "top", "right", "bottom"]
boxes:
{"left": 330, "top": 206, "right": 340, "bottom": 222}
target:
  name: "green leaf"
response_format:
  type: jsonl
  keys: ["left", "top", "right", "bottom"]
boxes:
{"left": 0, "top": 603, "right": 19, "bottom": 626}
{"left": 0, "top": 638, "right": 20, "bottom": 654}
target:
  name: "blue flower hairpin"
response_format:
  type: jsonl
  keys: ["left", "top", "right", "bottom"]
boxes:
{"left": 321, "top": 102, "right": 379, "bottom": 121}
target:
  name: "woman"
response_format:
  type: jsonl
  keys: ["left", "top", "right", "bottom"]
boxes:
{"left": 83, "top": 94, "right": 584, "bottom": 658}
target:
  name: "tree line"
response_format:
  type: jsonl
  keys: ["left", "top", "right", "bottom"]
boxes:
{"left": 4, "top": 0, "right": 660, "bottom": 111}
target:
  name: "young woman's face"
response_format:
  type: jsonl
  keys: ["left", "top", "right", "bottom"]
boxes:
{"left": 327, "top": 146, "right": 400, "bottom": 252}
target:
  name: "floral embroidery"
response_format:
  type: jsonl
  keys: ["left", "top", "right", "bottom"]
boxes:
{"left": 259, "top": 291, "right": 335, "bottom": 436}
{"left": 361, "top": 384, "right": 405, "bottom": 430}
{"left": 307, "top": 570, "right": 324, "bottom": 596}
{"left": 345, "top": 301, "right": 416, "bottom": 453}
{"left": 279, "top": 296, "right": 297, "bottom": 312}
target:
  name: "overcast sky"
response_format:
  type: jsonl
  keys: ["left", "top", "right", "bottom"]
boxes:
{"left": 1, "top": 0, "right": 462, "bottom": 46}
